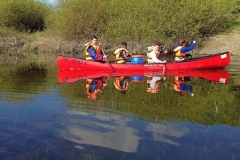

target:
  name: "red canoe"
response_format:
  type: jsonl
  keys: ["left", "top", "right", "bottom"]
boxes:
{"left": 57, "top": 52, "right": 230, "bottom": 71}
{"left": 58, "top": 69, "right": 229, "bottom": 84}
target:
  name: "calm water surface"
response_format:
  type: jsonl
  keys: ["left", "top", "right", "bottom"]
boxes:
{"left": 0, "top": 59, "right": 239, "bottom": 160}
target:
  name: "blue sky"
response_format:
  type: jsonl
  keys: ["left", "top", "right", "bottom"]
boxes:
{"left": 47, "top": 0, "right": 57, "bottom": 4}
{"left": 40, "top": 0, "right": 57, "bottom": 4}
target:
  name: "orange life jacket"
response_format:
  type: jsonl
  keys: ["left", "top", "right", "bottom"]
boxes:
{"left": 173, "top": 46, "right": 186, "bottom": 61}
{"left": 84, "top": 42, "right": 102, "bottom": 61}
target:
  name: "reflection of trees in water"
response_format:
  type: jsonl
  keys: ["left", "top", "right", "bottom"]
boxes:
{"left": 11, "top": 63, "right": 47, "bottom": 85}
{"left": 59, "top": 76, "right": 240, "bottom": 127}
{"left": 0, "top": 62, "right": 49, "bottom": 102}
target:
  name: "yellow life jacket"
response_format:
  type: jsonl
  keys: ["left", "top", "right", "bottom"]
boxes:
{"left": 114, "top": 48, "right": 131, "bottom": 63}
{"left": 114, "top": 76, "right": 129, "bottom": 91}
{"left": 84, "top": 42, "right": 101, "bottom": 61}
{"left": 173, "top": 46, "right": 186, "bottom": 61}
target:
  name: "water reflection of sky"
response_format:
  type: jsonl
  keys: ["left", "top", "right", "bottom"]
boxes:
{"left": 59, "top": 110, "right": 188, "bottom": 153}
{"left": 0, "top": 88, "right": 239, "bottom": 159}
{"left": 57, "top": 108, "right": 240, "bottom": 160}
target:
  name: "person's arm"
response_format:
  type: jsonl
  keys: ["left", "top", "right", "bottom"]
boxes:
{"left": 121, "top": 50, "right": 131, "bottom": 61}
{"left": 180, "top": 42, "right": 196, "bottom": 53}
{"left": 87, "top": 46, "right": 98, "bottom": 60}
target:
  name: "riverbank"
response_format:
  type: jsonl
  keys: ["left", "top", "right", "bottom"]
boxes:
{"left": 1, "top": 26, "right": 240, "bottom": 63}
{"left": 197, "top": 27, "right": 240, "bottom": 55}
{"left": 20, "top": 26, "right": 240, "bottom": 56}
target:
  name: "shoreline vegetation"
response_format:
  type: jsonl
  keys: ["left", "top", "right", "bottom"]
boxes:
{"left": 0, "top": 0, "right": 240, "bottom": 62}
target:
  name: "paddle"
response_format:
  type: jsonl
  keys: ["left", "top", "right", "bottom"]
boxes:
{"left": 101, "top": 46, "right": 115, "bottom": 72}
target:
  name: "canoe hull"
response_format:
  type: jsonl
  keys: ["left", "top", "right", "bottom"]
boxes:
{"left": 57, "top": 52, "right": 230, "bottom": 71}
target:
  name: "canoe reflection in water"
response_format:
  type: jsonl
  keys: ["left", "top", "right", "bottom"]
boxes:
{"left": 58, "top": 69, "right": 229, "bottom": 99}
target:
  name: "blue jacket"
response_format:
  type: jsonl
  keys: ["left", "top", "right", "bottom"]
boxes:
{"left": 87, "top": 46, "right": 99, "bottom": 60}
{"left": 180, "top": 43, "right": 196, "bottom": 53}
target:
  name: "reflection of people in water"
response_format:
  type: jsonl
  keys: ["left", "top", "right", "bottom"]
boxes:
{"left": 114, "top": 76, "right": 131, "bottom": 94}
{"left": 173, "top": 76, "right": 194, "bottom": 96}
{"left": 147, "top": 76, "right": 167, "bottom": 93}
{"left": 86, "top": 77, "right": 108, "bottom": 99}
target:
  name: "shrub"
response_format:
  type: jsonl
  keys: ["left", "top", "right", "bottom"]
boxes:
{"left": 103, "top": 0, "right": 238, "bottom": 43}
{"left": 46, "top": 0, "right": 106, "bottom": 39}
{"left": 46, "top": 0, "right": 238, "bottom": 44}
{"left": 0, "top": 0, "right": 50, "bottom": 32}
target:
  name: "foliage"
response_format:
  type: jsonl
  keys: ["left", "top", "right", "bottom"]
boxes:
{"left": 0, "top": 26, "right": 24, "bottom": 37}
{"left": 0, "top": 0, "right": 50, "bottom": 32}
{"left": 46, "top": 0, "right": 106, "bottom": 39}
{"left": 0, "top": 0, "right": 239, "bottom": 53}
{"left": 46, "top": 0, "right": 239, "bottom": 43}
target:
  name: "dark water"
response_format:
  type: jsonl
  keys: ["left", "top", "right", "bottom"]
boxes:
{"left": 0, "top": 61, "right": 239, "bottom": 160}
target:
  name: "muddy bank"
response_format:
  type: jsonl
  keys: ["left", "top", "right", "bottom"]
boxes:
{"left": 197, "top": 29, "right": 240, "bottom": 55}
{"left": 1, "top": 27, "right": 240, "bottom": 62}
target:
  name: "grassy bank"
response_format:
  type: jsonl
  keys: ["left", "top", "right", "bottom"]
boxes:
{"left": 0, "top": 0, "right": 240, "bottom": 60}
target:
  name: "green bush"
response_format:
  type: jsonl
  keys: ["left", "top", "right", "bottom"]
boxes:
{"left": 46, "top": 0, "right": 238, "bottom": 43}
{"left": 46, "top": 0, "right": 106, "bottom": 39}
{"left": 0, "top": 0, "right": 238, "bottom": 44}
{"left": 0, "top": 0, "right": 50, "bottom": 32}
{"left": 104, "top": 0, "right": 238, "bottom": 43}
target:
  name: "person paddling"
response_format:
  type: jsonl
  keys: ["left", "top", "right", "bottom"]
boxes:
{"left": 173, "top": 39, "right": 196, "bottom": 62}
{"left": 84, "top": 36, "right": 107, "bottom": 62}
